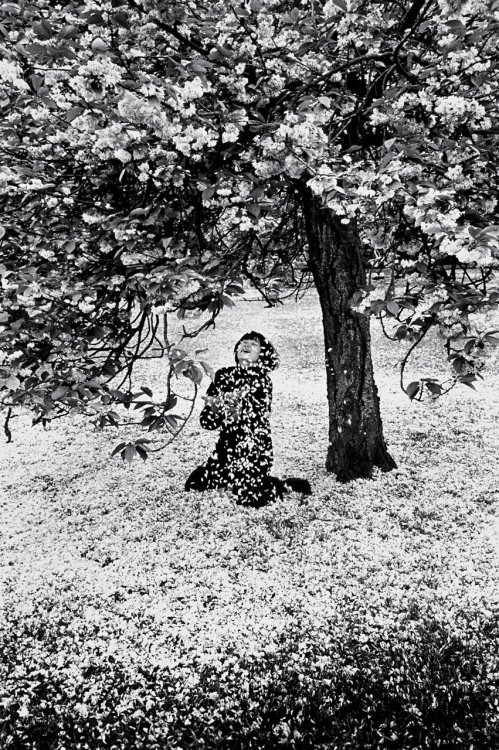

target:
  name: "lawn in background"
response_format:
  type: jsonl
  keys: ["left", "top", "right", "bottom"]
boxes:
{"left": 1, "top": 291, "right": 499, "bottom": 749}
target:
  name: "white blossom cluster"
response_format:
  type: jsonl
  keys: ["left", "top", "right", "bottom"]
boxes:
{"left": 0, "top": 60, "right": 29, "bottom": 91}
{"left": 434, "top": 95, "right": 489, "bottom": 128}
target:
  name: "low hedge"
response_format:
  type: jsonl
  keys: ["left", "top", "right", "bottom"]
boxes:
{"left": 1, "top": 611, "right": 498, "bottom": 749}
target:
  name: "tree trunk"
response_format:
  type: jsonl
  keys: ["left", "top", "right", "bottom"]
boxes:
{"left": 300, "top": 186, "right": 396, "bottom": 482}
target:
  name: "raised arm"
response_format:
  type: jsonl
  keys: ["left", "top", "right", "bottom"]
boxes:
{"left": 199, "top": 375, "right": 224, "bottom": 431}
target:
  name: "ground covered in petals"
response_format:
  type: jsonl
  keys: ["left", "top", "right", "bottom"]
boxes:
{"left": 2, "top": 293, "right": 499, "bottom": 749}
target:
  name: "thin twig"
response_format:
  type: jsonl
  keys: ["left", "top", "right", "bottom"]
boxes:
{"left": 400, "top": 324, "right": 431, "bottom": 393}
{"left": 4, "top": 407, "right": 14, "bottom": 443}
{"left": 148, "top": 383, "right": 198, "bottom": 452}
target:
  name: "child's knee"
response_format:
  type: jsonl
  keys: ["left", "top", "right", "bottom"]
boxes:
{"left": 185, "top": 465, "right": 208, "bottom": 491}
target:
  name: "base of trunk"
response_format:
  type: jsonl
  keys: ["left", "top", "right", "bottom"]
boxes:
{"left": 329, "top": 447, "right": 397, "bottom": 484}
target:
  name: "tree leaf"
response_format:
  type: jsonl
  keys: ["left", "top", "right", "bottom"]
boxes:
{"left": 84, "top": 11, "right": 105, "bottom": 24}
{"left": 200, "top": 360, "right": 215, "bottom": 380}
{"left": 452, "top": 356, "right": 466, "bottom": 373}
{"left": 111, "top": 442, "right": 127, "bottom": 457}
{"left": 59, "top": 24, "right": 78, "bottom": 39}
{"left": 460, "top": 379, "right": 476, "bottom": 390}
{"left": 202, "top": 186, "right": 216, "bottom": 201}
{"left": 66, "top": 107, "right": 83, "bottom": 122}
{"left": 164, "top": 414, "right": 178, "bottom": 428}
{"left": 170, "top": 347, "right": 188, "bottom": 362}
{"left": 464, "top": 339, "right": 476, "bottom": 354}
{"left": 33, "top": 19, "right": 54, "bottom": 40}
{"left": 386, "top": 300, "right": 400, "bottom": 316}
{"left": 406, "top": 382, "right": 420, "bottom": 400}
{"left": 113, "top": 12, "right": 130, "bottom": 29}
{"left": 425, "top": 382, "right": 442, "bottom": 395}
{"left": 51, "top": 386, "right": 68, "bottom": 400}
{"left": 225, "top": 284, "right": 245, "bottom": 295}
{"left": 124, "top": 444, "right": 136, "bottom": 464}
{"left": 92, "top": 37, "right": 108, "bottom": 52}
{"left": 135, "top": 446, "right": 149, "bottom": 461}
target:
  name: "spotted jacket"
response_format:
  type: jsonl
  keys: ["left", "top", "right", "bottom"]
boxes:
{"left": 198, "top": 364, "right": 277, "bottom": 506}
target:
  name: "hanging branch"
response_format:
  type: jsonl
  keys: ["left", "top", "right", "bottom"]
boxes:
{"left": 379, "top": 312, "right": 402, "bottom": 342}
{"left": 399, "top": 323, "right": 431, "bottom": 394}
{"left": 147, "top": 384, "right": 199, "bottom": 453}
{"left": 4, "top": 407, "right": 14, "bottom": 443}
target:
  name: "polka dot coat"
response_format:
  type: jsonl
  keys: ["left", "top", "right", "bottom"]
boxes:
{"left": 197, "top": 364, "right": 278, "bottom": 506}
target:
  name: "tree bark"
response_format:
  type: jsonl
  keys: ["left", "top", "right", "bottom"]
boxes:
{"left": 300, "top": 185, "right": 397, "bottom": 482}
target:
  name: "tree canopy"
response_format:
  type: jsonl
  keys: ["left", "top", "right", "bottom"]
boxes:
{"left": 1, "top": 0, "right": 499, "bottom": 467}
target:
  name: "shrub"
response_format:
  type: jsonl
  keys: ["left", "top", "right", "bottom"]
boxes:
{"left": 1, "top": 610, "right": 498, "bottom": 749}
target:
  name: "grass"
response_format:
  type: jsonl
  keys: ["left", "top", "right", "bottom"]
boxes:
{"left": 1, "top": 291, "right": 499, "bottom": 749}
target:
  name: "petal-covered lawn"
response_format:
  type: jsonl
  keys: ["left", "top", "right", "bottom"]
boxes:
{"left": 2, "top": 292, "right": 499, "bottom": 748}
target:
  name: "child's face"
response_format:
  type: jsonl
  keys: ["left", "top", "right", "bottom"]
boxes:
{"left": 236, "top": 338, "right": 261, "bottom": 366}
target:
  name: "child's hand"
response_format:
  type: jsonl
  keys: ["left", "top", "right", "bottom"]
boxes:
{"left": 223, "top": 389, "right": 243, "bottom": 420}
{"left": 204, "top": 390, "right": 242, "bottom": 419}
{"left": 224, "top": 390, "right": 240, "bottom": 407}
{"left": 204, "top": 394, "right": 222, "bottom": 414}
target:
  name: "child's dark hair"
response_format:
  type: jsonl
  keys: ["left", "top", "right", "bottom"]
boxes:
{"left": 234, "top": 331, "right": 279, "bottom": 371}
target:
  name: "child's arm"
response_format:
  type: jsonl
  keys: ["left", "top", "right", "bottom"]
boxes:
{"left": 199, "top": 370, "right": 243, "bottom": 430}
{"left": 199, "top": 377, "right": 224, "bottom": 430}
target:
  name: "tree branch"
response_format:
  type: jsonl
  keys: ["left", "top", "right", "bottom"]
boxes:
{"left": 4, "top": 407, "right": 14, "bottom": 443}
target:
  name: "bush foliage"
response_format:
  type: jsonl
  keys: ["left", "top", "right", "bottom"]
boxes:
{"left": 1, "top": 606, "right": 498, "bottom": 749}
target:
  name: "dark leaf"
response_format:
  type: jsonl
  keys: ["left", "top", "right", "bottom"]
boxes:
{"left": 184, "top": 364, "right": 203, "bottom": 385}
{"left": 225, "top": 284, "right": 245, "bottom": 295}
{"left": 165, "top": 394, "right": 178, "bottom": 410}
{"left": 202, "top": 186, "right": 216, "bottom": 200}
{"left": 33, "top": 19, "right": 53, "bottom": 40}
{"left": 406, "top": 381, "right": 420, "bottom": 400}
{"left": 460, "top": 377, "right": 477, "bottom": 390}
{"left": 59, "top": 24, "right": 79, "bottom": 39}
{"left": 133, "top": 401, "right": 152, "bottom": 410}
{"left": 464, "top": 339, "right": 476, "bottom": 355}
{"left": 452, "top": 356, "right": 466, "bottom": 373}
{"left": 113, "top": 11, "right": 130, "bottom": 28}
{"left": 83, "top": 11, "right": 105, "bottom": 24}
{"left": 66, "top": 107, "right": 83, "bottom": 122}
{"left": 371, "top": 301, "right": 386, "bottom": 315}
{"left": 51, "top": 386, "right": 68, "bottom": 400}
{"left": 425, "top": 382, "right": 442, "bottom": 395}
{"left": 124, "top": 444, "right": 136, "bottom": 464}
{"left": 111, "top": 442, "right": 127, "bottom": 457}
